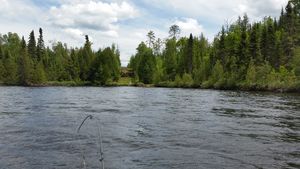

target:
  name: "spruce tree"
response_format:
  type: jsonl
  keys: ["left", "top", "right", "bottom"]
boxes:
{"left": 185, "top": 33, "right": 194, "bottom": 74}
{"left": 237, "top": 22, "right": 249, "bottom": 66}
{"left": 28, "top": 30, "right": 37, "bottom": 61}
{"left": 266, "top": 20, "right": 277, "bottom": 67}
{"left": 19, "top": 37, "right": 33, "bottom": 85}
{"left": 249, "top": 23, "right": 262, "bottom": 63}
{"left": 37, "top": 28, "right": 45, "bottom": 62}
{"left": 0, "top": 46, "right": 4, "bottom": 81}
{"left": 218, "top": 26, "right": 226, "bottom": 66}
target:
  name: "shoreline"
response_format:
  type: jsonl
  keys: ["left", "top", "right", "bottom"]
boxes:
{"left": 0, "top": 81, "right": 299, "bottom": 93}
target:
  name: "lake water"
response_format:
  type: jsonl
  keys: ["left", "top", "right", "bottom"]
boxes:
{"left": 0, "top": 87, "right": 299, "bottom": 169}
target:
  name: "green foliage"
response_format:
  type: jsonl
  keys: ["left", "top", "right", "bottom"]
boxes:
{"left": 267, "top": 66, "right": 297, "bottom": 90}
{"left": 164, "top": 38, "right": 177, "bottom": 80}
{"left": 37, "top": 28, "right": 45, "bottom": 62}
{"left": 174, "top": 74, "right": 182, "bottom": 87}
{"left": 129, "top": 42, "right": 156, "bottom": 84}
{"left": 292, "top": 47, "right": 300, "bottom": 76}
{"left": 0, "top": 60, "right": 5, "bottom": 82}
{"left": 245, "top": 60, "right": 256, "bottom": 86}
{"left": 138, "top": 48, "right": 156, "bottom": 84}
{"left": 89, "top": 47, "right": 121, "bottom": 85}
{"left": 126, "top": 1, "right": 300, "bottom": 91}
{"left": 153, "top": 57, "right": 164, "bottom": 84}
{"left": 28, "top": 30, "right": 37, "bottom": 61}
{"left": 203, "top": 60, "right": 225, "bottom": 89}
{"left": 181, "top": 73, "right": 194, "bottom": 87}
{"left": 184, "top": 34, "right": 194, "bottom": 74}
{"left": 32, "top": 61, "right": 47, "bottom": 84}
{"left": 0, "top": 29, "right": 121, "bottom": 86}
{"left": 3, "top": 50, "right": 18, "bottom": 84}
{"left": 19, "top": 37, "right": 34, "bottom": 85}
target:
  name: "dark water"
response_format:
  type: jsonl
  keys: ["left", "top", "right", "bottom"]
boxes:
{"left": 0, "top": 87, "right": 299, "bottom": 169}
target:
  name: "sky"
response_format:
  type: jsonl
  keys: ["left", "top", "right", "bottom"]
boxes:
{"left": 0, "top": 0, "right": 289, "bottom": 66}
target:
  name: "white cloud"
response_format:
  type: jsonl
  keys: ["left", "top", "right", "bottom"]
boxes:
{"left": 48, "top": 1, "right": 138, "bottom": 38}
{"left": 0, "top": 0, "right": 42, "bottom": 22}
{"left": 64, "top": 28, "right": 83, "bottom": 40}
{"left": 174, "top": 18, "right": 204, "bottom": 37}
{"left": 144, "top": 0, "right": 288, "bottom": 23}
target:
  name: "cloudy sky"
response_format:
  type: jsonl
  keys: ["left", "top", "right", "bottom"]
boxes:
{"left": 0, "top": 0, "right": 288, "bottom": 65}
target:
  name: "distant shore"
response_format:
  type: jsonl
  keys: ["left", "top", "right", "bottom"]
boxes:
{"left": 1, "top": 77, "right": 299, "bottom": 93}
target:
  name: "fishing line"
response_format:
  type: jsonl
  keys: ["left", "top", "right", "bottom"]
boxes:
{"left": 77, "top": 115, "right": 105, "bottom": 169}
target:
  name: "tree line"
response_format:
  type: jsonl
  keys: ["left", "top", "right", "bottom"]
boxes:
{"left": 0, "top": 0, "right": 299, "bottom": 91}
{"left": 128, "top": 0, "right": 300, "bottom": 91}
{"left": 0, "top": 29, "right": 121, "bottom": 86}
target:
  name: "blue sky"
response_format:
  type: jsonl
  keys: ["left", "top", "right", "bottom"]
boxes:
{"left": 0, "top": 0, "right": 288, "bottom": 65}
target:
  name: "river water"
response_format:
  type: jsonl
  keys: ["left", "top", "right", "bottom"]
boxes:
{"left": 0, "top": 87, "right": 299, "bottom": 169}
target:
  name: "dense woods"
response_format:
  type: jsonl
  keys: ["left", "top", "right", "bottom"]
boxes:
{"left": 128, "top": 0, "right": 300, "bottom": 91}
{"left": 0, "top": 0, "right": 299, "bottom": 92}
{"left": 0, "top": 29, "right": 121, "bottom": 86}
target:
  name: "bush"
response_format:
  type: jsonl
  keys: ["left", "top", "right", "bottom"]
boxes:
{"left": 182, "top": 73, "right": 194, "bottom": 87}
{"left": 174, "top": 74, "right": 182, "bottom": 87}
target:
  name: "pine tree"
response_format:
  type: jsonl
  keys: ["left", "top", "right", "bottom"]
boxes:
{"left": 281, "top": 1, "right": 298, "bottom": 66}
{"left": 80, "top": 35, "right": 94, "bottom": 80}
{"left": 266, "top": 19, "right": 277, "bottom": 67}
{"left": 0, "top": 46, "right": 4, "bottom": 81}
{"left": 28, "top": 30, "right": 37, "bottom": 61}
{"left": 249, "top": 23, "right": 262, "bottom": 63}
{"left": 218, "top": 26, "right": 226, "bottom": 65}
{"left": 0, "top": 60, "right": 4, "bottom": 82}
{"left": 147, "top": 31, "right": 155, "bottom": 48}
{"left": 19, "top": 37, "right": 33, "bottom": 85}
{"left": 169, "top": 25, "right": 181, "bottom": 39}
{"left": 237, "top": 15, "right": 250, "bottom": 66}
{"left": 261, "top": 23, "right": 268, "bottom": 61}
{"left": 0, "top": 45, "right": 3, "bottom": 60}
{"left": 185, "top": 33, "right": 193, "bottom": 74}
{"left": 37, "top": 28, "right": 45, "bottom": 62}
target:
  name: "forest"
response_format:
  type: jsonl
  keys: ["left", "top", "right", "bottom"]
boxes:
{"left": 129, "top": 0, "right": 300, "bottom": 91}
{"left": 0, "top": 0, "right": 299, "bottom": 91}
{"left": 0, "top": 30, "right": 121, "bottom": 86}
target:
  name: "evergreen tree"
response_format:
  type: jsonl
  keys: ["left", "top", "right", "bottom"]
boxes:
{"left": 28, "top": 30, "right": 37, "bottom": 61}
{"left": 249, "top": 23, "right": 262, "bottom": 63}
{"left": 37, "top": 28, "right": 45, "bottom": 62}
{"left": 80, "top": 35, "right": 94, "bottom": 80}
{"left": 266, "top": 20, "right": 277, "bottom": 67}
{"left": 147, "top": 31, "right": 155, "bottom": 48}
{"left": 185, "top": 33, "right": 194, "bottom": 74}
{"left": 237, "top": 15, "right": 250, "bottom": 66}
{"left": 0, "top": 46, "right": 4, "bottom": 81}
{"left": 19, "top": 37, "right": 33, "bottom": 85}
{"left": 169, "top": 25, "right": 181, "bottom": 39}
{"left": 217, "top": 26, "right": 226, "bottom": 65}
{"left": 164, "top": 38, "right": 177, "bottom": 80}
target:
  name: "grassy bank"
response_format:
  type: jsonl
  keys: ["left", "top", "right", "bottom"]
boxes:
{"left": 0, "top": 77, "right": 299, "bottom": 93}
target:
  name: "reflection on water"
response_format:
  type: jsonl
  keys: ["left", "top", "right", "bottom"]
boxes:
{"left": 0, "top": 87, "right": 299, "bottom": 169}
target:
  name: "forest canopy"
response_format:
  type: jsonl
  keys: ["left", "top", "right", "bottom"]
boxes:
{"left": 0, "top": 29, "right": 121, "bottom": 86}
